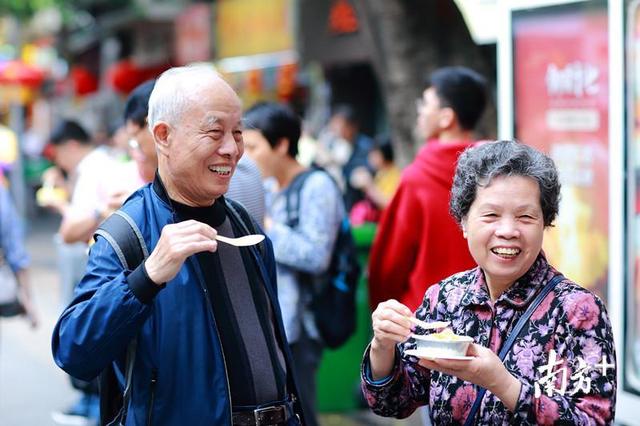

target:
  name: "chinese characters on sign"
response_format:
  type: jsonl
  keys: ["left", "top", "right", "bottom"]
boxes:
{"left": 534, "top": 349, "right": 614, "bottom": 398}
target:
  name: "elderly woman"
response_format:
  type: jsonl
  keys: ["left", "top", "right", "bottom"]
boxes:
{"left": 361, "top": 140, "right": 616, "bottom": 425}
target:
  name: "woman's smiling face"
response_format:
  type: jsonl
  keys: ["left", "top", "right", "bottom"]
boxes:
{"left": 462, "top": 175, "right": 545, "bottom": 295}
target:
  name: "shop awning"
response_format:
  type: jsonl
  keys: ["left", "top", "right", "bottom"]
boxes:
{"left": 0, "top": 60, "right": 46, "bottom": 87}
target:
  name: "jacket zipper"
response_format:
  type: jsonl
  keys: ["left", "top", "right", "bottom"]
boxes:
{"left": 147, "top": 368, "right": 158, "bottom": 426}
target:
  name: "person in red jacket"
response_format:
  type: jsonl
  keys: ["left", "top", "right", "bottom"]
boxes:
{"left": 368, "top": 66, "right": 489, "bottom": 312}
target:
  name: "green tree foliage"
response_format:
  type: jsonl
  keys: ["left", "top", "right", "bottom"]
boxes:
{"left": 0, "top": 0, "right": 72, "bottom": 20}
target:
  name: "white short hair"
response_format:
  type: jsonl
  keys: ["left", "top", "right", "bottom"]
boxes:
{"left": 147, "top": 65, "right": 228, "bottom": 129}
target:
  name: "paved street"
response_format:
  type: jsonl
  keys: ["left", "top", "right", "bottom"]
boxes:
{"left": 0, "top": 211, "right": 423, "bottom": 426}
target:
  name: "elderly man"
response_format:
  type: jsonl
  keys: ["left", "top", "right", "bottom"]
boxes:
{"left": 52, "top": 66, "right": 304, "bottom": 425}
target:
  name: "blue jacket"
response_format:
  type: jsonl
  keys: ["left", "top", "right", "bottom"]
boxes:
{"left": 52, "top": 181, "right": 302, "bottom": 425}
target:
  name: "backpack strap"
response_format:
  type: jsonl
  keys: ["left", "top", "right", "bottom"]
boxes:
{"left": 94, "top": 211, "right": 149, "bottom": 270}
{"left": 285, "top": 169, "right": 319, "bottom": 228}
{"left": 463, "top": 274, "right": 565, "bottom": 426}
{"left": 95, "top": 211, "right": 148, "bottom": 426}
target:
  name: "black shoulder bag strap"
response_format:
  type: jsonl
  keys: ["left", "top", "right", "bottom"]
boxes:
{"left": 284, "top": 169, "right": 315, "bottom": 228}
{"left": 94, "top": 210, "right": 149, "bottom": 426}
{"left": 463, "top": 274, "right": 565, "bottom": 426}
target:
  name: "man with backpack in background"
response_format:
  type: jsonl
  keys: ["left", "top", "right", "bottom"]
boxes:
{"left": 244, "top": 101, "right": 358, "bottom": 426}
{"left": 368, "top": 66, "right": 489, "bottom": 313}
{"left": 52, "top": 66, "right": 306, "bottom": 425}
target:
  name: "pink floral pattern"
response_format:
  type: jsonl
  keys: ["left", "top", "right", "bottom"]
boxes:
{"left": 563, "top": 292, "right": 600, "bottom": 330}
{"left": 451, "top": 385, "right": 475, "bottom": 422}
{"left": 361, "top": 254, "right": 617, "bottom": 425}
{"left": 537, "top": 396, "right": 560, "bottom": 424}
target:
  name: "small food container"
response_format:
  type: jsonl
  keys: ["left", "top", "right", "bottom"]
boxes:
{"left": 412, "top": 328, "right": 474, "bottom": 358}
{"left": 36, "top": 186, "right": 67, "bottom": 206}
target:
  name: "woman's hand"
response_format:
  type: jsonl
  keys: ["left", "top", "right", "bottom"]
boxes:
{"left": 369, "top": 299, "right": 414, "bottom": 380}
{"left": 418, "top": 344, "right": 522, "bottom": 411}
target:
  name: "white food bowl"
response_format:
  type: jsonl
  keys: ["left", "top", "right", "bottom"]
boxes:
{"left": 412, "top": 332, "right": 474, "bottom": 358}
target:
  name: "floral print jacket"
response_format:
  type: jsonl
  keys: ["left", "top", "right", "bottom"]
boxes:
{"left": 361, "top": 254, "right": 616, "bottom": 425}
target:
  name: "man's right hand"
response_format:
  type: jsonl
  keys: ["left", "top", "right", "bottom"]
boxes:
{"left": 144, "top": 220, "right": 218, "bottom": 285}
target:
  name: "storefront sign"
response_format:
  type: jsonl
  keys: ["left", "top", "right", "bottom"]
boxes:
{"left": 297, "top": 0, "right": 370, "bottom": 65}
{"left": 216, "top": 0, "right": 293, "bottom": 58}
{"left": 175, "top": 3, "right": 212, "bottom": 65}
{"left": 328, "top": 0, "right": 359, "bottom": 34}
{"left": 512, "top": 1, "right": 609, "bottom": 300}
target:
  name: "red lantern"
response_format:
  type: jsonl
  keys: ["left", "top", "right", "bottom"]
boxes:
{"left": 246, "top": 69, "right": 263, "bottom": 95}
{"left": 70, "top": 65, "right": 98, "bottom": 96}
{"left": 107, "top": 59, "right": 171, "bottom": 94}
{"left": 276, "top": 63, "right": 297, "bottom": 101}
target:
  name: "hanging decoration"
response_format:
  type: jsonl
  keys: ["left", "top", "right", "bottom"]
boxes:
{"left": 107, "top": 59, "right": 171, "bottom": 94}
{"left": 70, "top": 65, "right": 98, "bottom": 96}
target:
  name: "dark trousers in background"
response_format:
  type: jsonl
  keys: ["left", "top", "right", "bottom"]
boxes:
{"left": 289, "top": 328, "right": 323, "bottom": 426}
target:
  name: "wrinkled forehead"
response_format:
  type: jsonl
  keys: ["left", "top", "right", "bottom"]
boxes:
{"left": 199, "top": 110, "right": 242, "bottom": 129}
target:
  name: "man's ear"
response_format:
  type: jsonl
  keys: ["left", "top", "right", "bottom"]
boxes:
{"left": 275, "top": 137, "right": 290, "bottom": 156}
{"left": 438, "top": 107, "right": 456, "bottom": 130}
{"left": 153, "top": 122, "right": 170, "bottom": 156}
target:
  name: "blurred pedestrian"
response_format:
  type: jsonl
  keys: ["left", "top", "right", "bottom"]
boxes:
{"left": 349, "top": 136, "right": 401, "bottom": 224}
{"left": 124, "top": 79, "right": 158, "bottom": 184}
{"left": 226, "top": 154, "right": 266, "bottom": 225}
{"left": 0, "top": 182, "right": 38, "bottom": 328}
{"left": 52, "top": 65, "right": 305, "bottom": 425}
{"left": 42, "top": 120, "right": 139, "bottom": 425}
{"left": 368, "top": 66, "right": 488, "bottom": 312}
{"left": 41, "top": 120, "right": 140, "bottom": 244}
{"left": 243, "top": 101, "right": 345, "bottom": 426}
{"left": 315, "top": 105, "right": 373, "bottom": 210}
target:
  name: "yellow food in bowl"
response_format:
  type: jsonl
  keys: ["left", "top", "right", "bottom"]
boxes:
{"left": 428, "top": 328, "right": 468, "bottom": 342}
{"left": 412, "top": 328, "right": 473, "bottom": 357}
{"left": 36, "top": 186, "right": 68, "bottom": 206}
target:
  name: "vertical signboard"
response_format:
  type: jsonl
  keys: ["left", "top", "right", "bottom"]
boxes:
{"left": 216, "top": 0, "right": 293, "bottom": 59}
{"left": 175, "top": 3, "right": 212, "bottom": 65}
{"left": 625, "top": 0, "right": 640, "bottom": 396}
{"left": 512, "top": 1, "right": 609, "bottom": 300}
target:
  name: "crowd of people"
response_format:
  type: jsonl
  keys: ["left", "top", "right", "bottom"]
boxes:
{"left": 0, "top": 63, "right": 617, "bottom": 426}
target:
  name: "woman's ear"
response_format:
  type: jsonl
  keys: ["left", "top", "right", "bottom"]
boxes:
{"left": 461, "top": 220, "right": 468, "bottom": 239}
{"left": 153, "top": 122, "right": 170, "bottom": 156}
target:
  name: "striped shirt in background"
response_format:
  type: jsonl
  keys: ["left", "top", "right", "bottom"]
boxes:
{"left": 227, "top": 155, "right": 266, "bottom": 226}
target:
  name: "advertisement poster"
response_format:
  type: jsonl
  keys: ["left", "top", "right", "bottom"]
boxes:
{"left": 512, "top": 1, "right": 609, "bottom": 301}
{"left": 626, "top": 0, "right": 640, "bottom": 391}
{"left": 216, "top": 0, "right": 293, "bottom": 59}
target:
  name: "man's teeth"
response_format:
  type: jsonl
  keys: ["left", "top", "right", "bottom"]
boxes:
{"left": 209, "top": 166, "right": 231, "bottom": 176}
{"left": 492, "top": 247, "right": 520, "bottom": 256}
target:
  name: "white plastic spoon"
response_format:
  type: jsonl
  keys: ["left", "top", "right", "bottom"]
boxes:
{"left": 406, "top": 317, "right": 450, "bottom": 330}
{"left": 215, "top": 234, "right": 265, "bottom": 247}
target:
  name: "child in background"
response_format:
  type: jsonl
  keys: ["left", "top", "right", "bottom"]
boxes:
{"left": 349, "top": 136, "right": 401, "bottom": 224}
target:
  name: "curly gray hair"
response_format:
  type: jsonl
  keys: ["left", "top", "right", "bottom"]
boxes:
{"left": 450, "top": 140, "right": 560, "bottom": 227}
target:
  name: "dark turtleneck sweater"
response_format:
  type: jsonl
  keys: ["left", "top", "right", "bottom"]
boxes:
{"left": 151, "top": 177, "right": 287, "bottom": 408}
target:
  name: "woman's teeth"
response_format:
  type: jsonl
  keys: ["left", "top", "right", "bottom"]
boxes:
{"left": 492, "top": 247, "right": 520, "bottom": 257}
